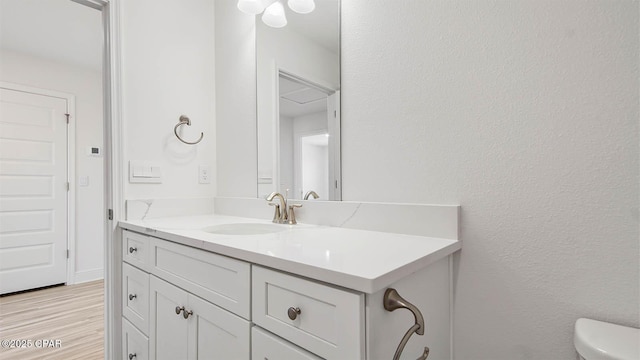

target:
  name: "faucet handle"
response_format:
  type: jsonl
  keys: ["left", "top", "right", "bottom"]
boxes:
{"left": 268, "top": 202, "right": 281, "bottom": 223}
{"left": 288, "top": 203, "right": 302, "bottom": 225}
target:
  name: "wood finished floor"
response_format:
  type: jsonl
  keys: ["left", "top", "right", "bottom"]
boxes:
{"left": 0, "top": 280, "right": 104, "bottom": 360}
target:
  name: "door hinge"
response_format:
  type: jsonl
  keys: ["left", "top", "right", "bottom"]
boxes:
{"left": 335, "top": 180, "right": 338, "bottom": 188}
{"left": 334, "top": 110, "right": 337, "bottom": 118}
{"left": 66, "top": 249, "right": 70, "bottom": 259}
{"left": 65, "top": 113, "right": 70, "bottom": 124}
{"left": 66, "top": 182, "right": 70, "bottom": 191}
{"left": 107, "top": 209, "right": 113, "bottom": 221}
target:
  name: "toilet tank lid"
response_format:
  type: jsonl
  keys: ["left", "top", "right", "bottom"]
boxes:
{"left": 574, "top": 318, "right": 639, "bottom": 360}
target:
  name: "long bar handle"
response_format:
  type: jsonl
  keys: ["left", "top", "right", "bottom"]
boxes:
{"left": 383, "top": 288, "right": 430, "bottom": 360}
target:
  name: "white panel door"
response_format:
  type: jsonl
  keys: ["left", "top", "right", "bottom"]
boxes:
{"left": 187, "top": 293, "right": 250, "bottom": 360}
{"left": 0, "top": 87, "right": 68, "bottom": 294}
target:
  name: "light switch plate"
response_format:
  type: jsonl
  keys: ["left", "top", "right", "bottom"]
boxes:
{"left": 78, "top": 176, "right": 89, "bottom": 187}
{"left": 129, "top": 161, "right": 162, "bottom": 184}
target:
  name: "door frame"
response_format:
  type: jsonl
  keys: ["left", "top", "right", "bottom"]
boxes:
{"left": 0, "top": 81, "right": 76, "bottom": 286}
{"left": 272, "top": 65, "right": 335, "bottom": 196}
{"left": 72, "top": 0, "right": 124, "bottom": 359}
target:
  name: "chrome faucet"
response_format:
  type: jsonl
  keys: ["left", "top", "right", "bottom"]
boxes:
{"left": 266, "top": 190, "right": 302, "bottom": 224}
{"left": 266, "top": 191, "right": 287, "bottom": 223}
{"left": 303, "top": 190, "right": 319, "bottom": 200}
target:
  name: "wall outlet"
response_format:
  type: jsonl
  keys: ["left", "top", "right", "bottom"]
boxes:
{"left": 199, "top": 165, "right": 211, "bottom": 184}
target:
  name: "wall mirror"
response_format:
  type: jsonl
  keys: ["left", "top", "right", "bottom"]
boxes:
{"left": 256, "top": 0, "right": 341, "bottom": 201}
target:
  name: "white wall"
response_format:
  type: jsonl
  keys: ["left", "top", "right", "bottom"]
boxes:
{"left": 341, "top": 1, "right": 639, "bottom": 359}
{"left": 0, "top": 50, "right": 104, "bottom": 282}
{"left": 294, "top": 111, "right": 328, "bottom": 198}
{"left": 281, "top": 111, "right": 329, "bottom": 198}
{"left": 216, "top": 0, "right": 639, "bottom": 359}
{"left": 279, "top": 115, "right": 294, "bottom": 194}
{"left": 301, "top": 140, "right": 328, "bottom": 199}
{"left": 121, "top": 0, "right": 215, "bottom": 201}
{"left": 215, "top": 0, "right": 257, "bottom": 198}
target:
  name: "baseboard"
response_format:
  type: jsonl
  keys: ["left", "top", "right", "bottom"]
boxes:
{"left": 74, "top": 268, "right": 104, "bottom": 284}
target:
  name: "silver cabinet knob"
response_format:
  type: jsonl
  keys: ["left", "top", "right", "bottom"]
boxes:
{"left": 128, "top": 354, "right": 136, "bottom": 360}
{"left": 129, "top": 294, "right": 137, "bottom": 301}
{"left": 175, "top": 306, "right": 185, "bottom": 315}
{"left": 129, "top": 247, "right": 137, "bottom": 253}
{"left": 183, "top": 309, "right": 193, "bottom": 319}
{"left": 287, "top": 307, "right": 301, "bottom": 320}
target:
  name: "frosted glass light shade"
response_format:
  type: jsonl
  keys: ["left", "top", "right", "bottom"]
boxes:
{"left": 237, "top": 0, "right": 265, "bottom": 15}
{"left": 287, "top": 0, "right": 315, "bottom": 14}
{"left": 262, "top": 2, "right": 287, "bottom": 28}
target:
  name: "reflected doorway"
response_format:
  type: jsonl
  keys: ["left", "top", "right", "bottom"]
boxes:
{"left": 278, "top": 72, "right": 340, "bottom": 200}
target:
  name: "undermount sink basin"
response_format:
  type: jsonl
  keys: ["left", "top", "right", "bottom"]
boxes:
{"left": 202, "top": 223, "right": 288, "bottom": 235}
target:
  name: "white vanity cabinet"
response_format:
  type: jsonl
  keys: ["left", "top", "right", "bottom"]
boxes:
{"left": 121, "top": 230, "right": 251, "bottom": 360}
{"left": 119, "top": 226, "right": 455, "bottom": 360}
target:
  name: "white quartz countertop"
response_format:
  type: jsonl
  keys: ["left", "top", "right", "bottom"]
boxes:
{"left": 119, "top": 214, "right": 460, "bottom": 294}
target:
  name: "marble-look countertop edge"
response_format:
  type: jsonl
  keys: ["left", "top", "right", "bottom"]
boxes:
{"left": 118, "top": 219, "right": 460, "bottom": 294}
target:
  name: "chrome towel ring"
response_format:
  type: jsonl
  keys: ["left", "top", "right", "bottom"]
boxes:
{"left": 174, "top": 115, "right": 204, "bottom": 145}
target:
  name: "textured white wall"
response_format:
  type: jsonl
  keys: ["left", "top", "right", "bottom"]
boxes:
{"left": 121, "top": 0, "right": 216, "bottom": 200}
{"left": 341, "top": 1, "right": 639, "bottom": 359}
{"left": 0, "top": 50, "right": 105, "bottom": 282}
{"left": 214, "top": 1, "right": 639, "bottom": 357}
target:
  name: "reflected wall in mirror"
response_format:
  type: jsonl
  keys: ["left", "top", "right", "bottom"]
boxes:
{"left": 256, "top": 0, "right": 341, "bottom": 201}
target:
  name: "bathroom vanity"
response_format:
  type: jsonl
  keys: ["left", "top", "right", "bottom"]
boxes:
{"left": 117, "top": 213, "right": 460, "bottom": 360}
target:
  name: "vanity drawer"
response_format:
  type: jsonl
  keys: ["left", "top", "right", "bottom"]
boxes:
{"left": 123, "top": 230, "right": 151, "bottom": 271}
{"left": 252, "top": 327, "right": 323, "bottom": 360}
{"left": 149, "top": 237, "right": 251, "bottom": 319}
{"left": 123, "top": 318, "right": 149, "bottom": 360}
{"left": 122, "top": 262, "right": 150, "bottom": 335}
{"left": 252, "top": 266, "right": 365, "bottom": 359}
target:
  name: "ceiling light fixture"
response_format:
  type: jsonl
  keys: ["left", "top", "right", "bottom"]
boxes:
{"left": 237, "top": 0, "right": 265, "bottom": 15}
{"left": 262, "top": 1, "right": 287, "bottom": 28}
{"left": 237, "top": 0, "right": 315, "bottom": 28}
{"left": 287, "top": 0, "right": 315, "bottom": 14}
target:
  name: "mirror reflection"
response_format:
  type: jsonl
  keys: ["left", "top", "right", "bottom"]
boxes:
{"left": 256, "top": 0, "right": 341, "bottom": 200}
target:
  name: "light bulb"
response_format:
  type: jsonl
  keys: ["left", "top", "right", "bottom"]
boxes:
{"left": 262, "top": 1, "right": 287, "bottom": 28}
{"left": 287, "top": 0, "right": 315, "bottom": 14}
{"left": 237, "top": 0, "right": 265, "bottom": 15}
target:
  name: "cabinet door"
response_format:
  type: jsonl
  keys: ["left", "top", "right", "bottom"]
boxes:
{"left": 123, "top": 318, "right": 149, "bottom": 360}
{"left": 150, "top": 276, "right": 189, "bottom": 360}
{"left": 252, "top": 327, "right": 323, "bottom": 360}
{"left": 186, "top": 294, "right": 250, "bottom": 360}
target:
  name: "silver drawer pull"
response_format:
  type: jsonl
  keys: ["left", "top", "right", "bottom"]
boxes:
{"left": 183, "top": 309, "right": 193, "bottom": 319}
{"left": 128, "top": 353, "right": 136, "bottom": 360}
{"left": 287, "top": 307, "right": 301, "bottom": 320}
{"left": 175, "top": 306, "right": 185, "bottom": 315}
{"left": 129, "top": 294, "right": 137, "bottom": 301}
{"left": 129, "top": 247, "right": 137, "bottom": 253}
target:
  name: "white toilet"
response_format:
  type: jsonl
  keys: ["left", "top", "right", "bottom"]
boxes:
{"left": 574, "top": 318, "right": 639, "bottom": 360}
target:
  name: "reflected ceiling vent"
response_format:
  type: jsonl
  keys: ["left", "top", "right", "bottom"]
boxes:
{"left": 281, "top": 88, "right": 326, "bottom": 105}
{"left": 279, "top": 76, "right": 326, "bottom": 105}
